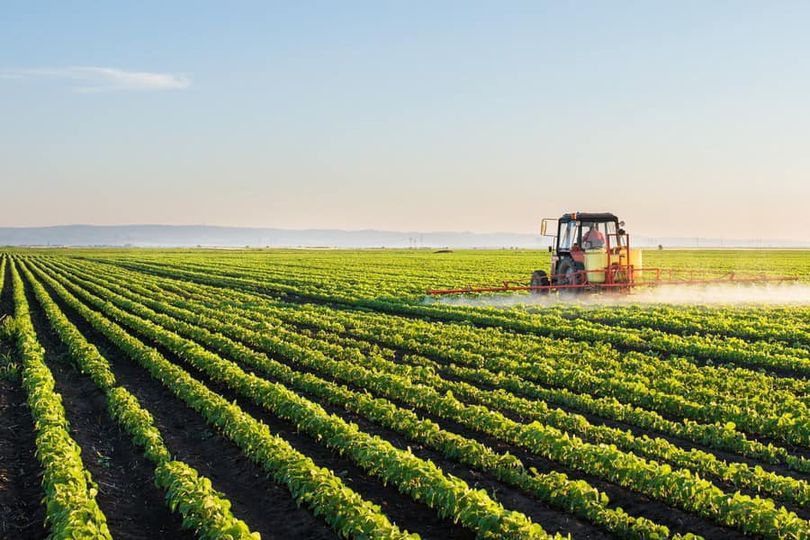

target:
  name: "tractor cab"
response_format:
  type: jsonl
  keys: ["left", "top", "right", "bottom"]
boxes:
{"left": 533, "top": 212, "right": 640, "bottom": 292}
{"left": 553, "top": 212, "right": 622, "bottom": 255}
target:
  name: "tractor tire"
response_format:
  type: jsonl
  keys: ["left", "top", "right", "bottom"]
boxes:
{"left": 530, "top": 270, "right": 550, "bottom": 294}
{"left": 556, "top": 258, "right": 584, "bottom": 294}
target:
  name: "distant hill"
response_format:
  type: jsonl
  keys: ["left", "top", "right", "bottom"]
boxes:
{"left": 0, "top": 225, "right": 806, "bottom": 249}
{"left": 0, "top": 225, "right": 546, "bottom": 248}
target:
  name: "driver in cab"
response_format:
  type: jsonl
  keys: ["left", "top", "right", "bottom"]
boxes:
{"left": 582, "top": 224, "right": 605, "bottom": 249}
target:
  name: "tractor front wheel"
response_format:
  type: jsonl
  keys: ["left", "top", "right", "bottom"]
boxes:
{"left": 530, "top": 270, "right": 550, "bottom": 294}
{"left": 556, "top": 259, "right": 584, "bottom": 293}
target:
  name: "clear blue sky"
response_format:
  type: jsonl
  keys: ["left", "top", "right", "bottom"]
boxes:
{"left": 2, "top": 1, "right": 808, "bottom": 241}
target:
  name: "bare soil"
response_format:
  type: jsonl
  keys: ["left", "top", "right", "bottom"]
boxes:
{"left": 23, "top": 276, "right": 193, "bottom": 540}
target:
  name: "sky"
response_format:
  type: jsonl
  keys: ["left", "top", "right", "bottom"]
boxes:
{"left": 1, "top": 1, "right": 809, "bottom": 242}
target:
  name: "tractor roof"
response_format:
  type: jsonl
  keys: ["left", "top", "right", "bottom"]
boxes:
{"left": 560, "top": 212, "right": 619, "bottom": 223}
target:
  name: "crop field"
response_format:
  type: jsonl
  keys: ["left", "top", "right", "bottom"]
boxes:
{"left": 2, "top": 248, "right": 810, "bottom": 540}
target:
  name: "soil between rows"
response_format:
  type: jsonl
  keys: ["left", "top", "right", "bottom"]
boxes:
{"left": 43, "top": 263, "right": 614, "bottom": 537}
{"left": 55, "top": 261, "right": 643, "bottom": 538}
{"left": 97, "top": 258, "right": 799, "bottom": 438}
{"left": 312, "top": 395, "right": 611, "bottom": 539}
{"left": 251, "top": 304, "right": 810, "bottom": 482}
{"left": 32, "top": 266, "right": 342, "bottom": 540}
{"left": 66, "top": 259, "right": 808, "bottom": 533}
{"left": 223, "top": 329, "right": 746, "bottom": 539}
{"left": 40, "top": 263, "right": 514, "bottom": 538}
{"left": 0, "top": 259, "right": 46, "bottom": 539}
{"left": 119, "top": 329, "right": 477, "bottom": 540}
{"left": 34, "top": 265, "right": 478, "bottom": 540}
{"left": 71, "top": 259, "right": 810, "bottom": 477}
{"left": 22, "top": 272, "right": 193, "bottom": 540}
{"left": 0, "top": 379, "right": 45, "bottom": 540}
{"left": 44, "top": 263, "right": 618, "bottom": 535}
{"left": 49, "top": 262, "right": 609, "bottom": 539}
{"left": 97, "top": 256, "right": 810, "bottom": 359}
{"left": 135, "top": 315, "right": 614, "bottom": 538}
{"left": 52, "top": 259, "right": 749, "bottom": 538}
{"left": 267, "top": 279, "right": 810, "bottom": 382}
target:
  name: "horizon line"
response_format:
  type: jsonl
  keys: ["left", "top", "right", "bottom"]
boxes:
{"left": 0, "top": 223, "right": 808, "bottom": 246}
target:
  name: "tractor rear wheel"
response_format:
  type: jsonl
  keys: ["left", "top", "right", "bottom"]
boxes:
{"left": 530, "top": 270, "right": 550, "bottom": 294}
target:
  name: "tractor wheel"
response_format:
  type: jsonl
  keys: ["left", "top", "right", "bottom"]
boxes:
{"left": 556, "top": 258, "right": 584, "bottom": 293}
{"left": 530, "top": 270, "right": 550, "bottom": 294}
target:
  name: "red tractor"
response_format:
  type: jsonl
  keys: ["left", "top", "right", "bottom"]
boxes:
{"left": 529, "top": 212, "right": 639, "bottom": 294}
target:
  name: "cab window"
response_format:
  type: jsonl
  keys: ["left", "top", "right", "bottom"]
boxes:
{"left": 558, "top": 221, "right": 579, "bottom": 251}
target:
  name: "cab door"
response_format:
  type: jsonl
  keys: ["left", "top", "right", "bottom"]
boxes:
{"left": 554, "top": 220, "right": 583, "bottom": 273}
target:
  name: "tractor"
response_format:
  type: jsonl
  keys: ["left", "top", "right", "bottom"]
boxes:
{"left": 530, "top": 212, "right": 640, "bottom": 294}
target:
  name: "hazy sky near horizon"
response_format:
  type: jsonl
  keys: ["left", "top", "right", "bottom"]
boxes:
{"left": 1, "top": 1, "right": 809, "bottom": 241}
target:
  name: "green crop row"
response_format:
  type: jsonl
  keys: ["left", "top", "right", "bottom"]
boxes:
{"left": 26, "top": 261, "right": 418, "bottom": 540}
{"left": 99, "top": 255, "right": 810, "bottom": 376}
{"left": 84, "top": 256, "right": 807, "bottom": 471}
{"left": 43, "top": 259, "right": 680, "bottom": 539}
{"left": 18, "top": 259, "right": 259, "bottom": 539}
{"left": 54, "top": 256, "right": 810, "bottom": 474}
{"left": 36, "top": 259, "right": 810, "bottom": 539}
{"left": 8, "top": 259, "right": 112, "bottom": 539}
{"left": 359, "top": 298, "right": 810, "bottom": 399}
{"left": 315, "top": 326, "right": 810, "bottom": 472}
{"left": 61, "top": 256, "right": 808, "bottom": 417}
{"left": 546, "top": 305, "right": 810, "bottom": 352}
{"left": 88, "top": 253, "right": 810, "bottom": 429}
{"left": 0, "top": 256, "right": 18, "bottom": 382}
{"left": 78, "top": 256, "right": 810, "bottom": 445}
{"left": 299, "top": 303, "right": 810, "bottom": 447}
{"left": 49, "top": 258, "right": 810, "bottom": 511}
{"left": 32, "top": 261, "right": 561, "bottom": 540}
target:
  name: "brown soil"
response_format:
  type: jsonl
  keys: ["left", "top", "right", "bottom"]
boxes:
{"left": 23, "top": 277, "right": 193, "bottom": 540}
{"left": 0, "top": 378, "right": 46, "bottom": 540}
{"left": 139, "top": 337, "right": 476, "bottom": 540}
{"left": 34, "top": 271, "right": 342, "bottom": 540}
{"left": 60, "top": 259, "right": 797, "bottom": 536}
{"left": 255, "top": 334, "right": 748, "bottom": 539}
